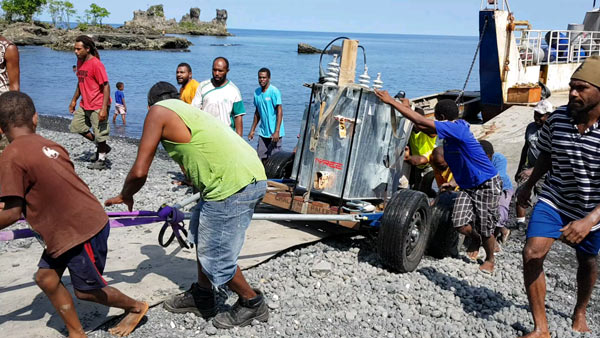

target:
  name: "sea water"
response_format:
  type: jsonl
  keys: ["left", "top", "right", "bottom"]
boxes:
{"left": 18, "top": 29, "right": 479, "bottom": 149}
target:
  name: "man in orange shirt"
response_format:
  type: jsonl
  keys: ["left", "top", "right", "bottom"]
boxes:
{"left": 176, "top": 63, "right": 199, "bottom": 104}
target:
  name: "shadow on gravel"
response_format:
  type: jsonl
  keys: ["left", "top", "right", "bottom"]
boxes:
{"left": 0, "top": 290, "right": 107, "bottom": 336}
{"left": 418, "top": 266, "right": 521, "bottom": 319}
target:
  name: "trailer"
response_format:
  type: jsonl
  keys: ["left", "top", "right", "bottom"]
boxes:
{"left": 259, "top": 38, "right": 458, "bottom": 273}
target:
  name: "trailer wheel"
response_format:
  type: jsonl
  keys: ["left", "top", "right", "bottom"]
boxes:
{"left": 264, "top": 151, "right": 295, "bottom": 179}
{"left": 377, "top": 189, "right": 431, "bottom": 273}
{"left": 427, "top": 191, "right": 464, "bottom": 258}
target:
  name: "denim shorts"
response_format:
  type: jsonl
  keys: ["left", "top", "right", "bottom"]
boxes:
{"left": 188, "top": 180, "right": 266, "bottom": 286}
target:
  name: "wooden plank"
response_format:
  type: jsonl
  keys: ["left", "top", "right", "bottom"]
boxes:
{"left": 338, "top": 39, "right": 359, "bottom": 85}
{"left": 262, "top": 192, "right": 359, "bottom": 229}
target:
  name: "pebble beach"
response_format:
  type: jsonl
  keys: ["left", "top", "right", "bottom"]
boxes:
{"left": 1, "top": 116, "right": 598, "bottom": 338}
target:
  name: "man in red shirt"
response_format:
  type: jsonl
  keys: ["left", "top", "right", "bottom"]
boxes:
{"left": 69, "top": 35, "right": 111, "bottom": 170}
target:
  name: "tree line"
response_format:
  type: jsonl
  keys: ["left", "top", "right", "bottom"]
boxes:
{"left": 1, "top": 0, "right": 110, "bottom": 27}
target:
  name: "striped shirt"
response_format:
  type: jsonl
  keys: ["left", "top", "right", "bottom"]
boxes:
{"left": 537, "top": 107, "right": 600, "bottom": 232}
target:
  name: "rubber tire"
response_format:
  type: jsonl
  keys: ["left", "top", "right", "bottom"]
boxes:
{"left": 427, "top": 191, "right": 464, "bottom": 258}
{"left": 377, "top": 189, "right": 431, "bottom": 273}
{"left": 264, "top": 151, "right": 295, "bottom": 179}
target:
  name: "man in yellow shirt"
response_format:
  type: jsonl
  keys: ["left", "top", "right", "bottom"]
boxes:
{"left": 406, "top": 108, "right": 437, "bottom": 196}
{"left": 176, "top": 63, "right": 199, "bottom": 104}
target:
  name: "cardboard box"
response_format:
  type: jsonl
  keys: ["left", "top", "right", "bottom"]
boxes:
{"left": 507, "top": 86, "right": 541, "bottom": 103}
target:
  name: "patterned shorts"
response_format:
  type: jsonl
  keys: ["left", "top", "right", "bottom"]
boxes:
{"left": 451, "top": 175, "right": 502, "bottom": 237}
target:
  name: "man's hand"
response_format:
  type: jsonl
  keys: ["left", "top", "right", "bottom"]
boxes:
{"left": 69, "top": 100, "right": 77, "bottom": 114}
{"left": 518, "top": 168, "right": 534, "bottom": 181}
{"left": 560, "top": 218, "right": 594, "bottom": 245}
{"left": 271, "top": 130, "right": 280, "bottom": 143}
{"left": 440, "top": 182, "right": 457, "bottom": 192}
{"left": 105, "top": 194, "right": 134, "bottom": 211}
{"left": 98, "top": 108, "right": 108, "bottom": 122}
{"left": 516, "top": 185, "right": 533, "bottom": 208}
{"left": 248, "top": 130, "right": 255, "bottom": 141}
{"left": 374, "top": 89, "right": 395, "bottom": 105}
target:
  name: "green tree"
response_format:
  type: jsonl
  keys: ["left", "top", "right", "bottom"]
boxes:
{"left": 62, "top": 0, "right": 74, "bottom": 29}
{"left": 45, "top": 0, "right": 60, "bottom": 26}
{"left": 2, "top": 0, "right": 47, "bottom": 22}
{"left": 85, "top": 3, "right": 109, "bottom": 26}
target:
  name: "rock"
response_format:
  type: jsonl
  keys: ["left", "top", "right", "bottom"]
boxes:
{"left": 310, "top": 260, "right": 333, "bottom": 277}
{"left": 49, "top": 32, "right": 191, "bottom": 51}
{"left": 297, "top": 43, "right": 343, "bottom": 55}
{"left": 298, "top": 43, "right": 322, "bottom": 54}
{"left": 2, "top": 22, "right": 57, "bottom": 46}
{"left": 181, "top": 8, "right": 201, "bottom": 24}
{"left": 124, "top": 5, "right": 230, "bottom": 36}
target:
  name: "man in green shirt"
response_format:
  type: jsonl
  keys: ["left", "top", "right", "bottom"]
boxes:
{"left": 105, "top": 82, "right": 268, "bottom": 329}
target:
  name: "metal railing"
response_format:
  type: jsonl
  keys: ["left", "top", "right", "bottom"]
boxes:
{"left": 515, "top": 29, "right": 600, "bottom": 66}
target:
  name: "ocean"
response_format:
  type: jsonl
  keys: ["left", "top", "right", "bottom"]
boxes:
{"left": 18, "top": 29, "right": 479, "bottom": 149}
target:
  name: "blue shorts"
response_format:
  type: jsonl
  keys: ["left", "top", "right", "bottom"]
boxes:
{"left": 189, "top": 180, "right": 266, "bottom": 286}
{"left": 38, "top": 223, "right": 110, "bottom": 291}
{"left": 527, "top": 201, "right": 600, "bottom": 256}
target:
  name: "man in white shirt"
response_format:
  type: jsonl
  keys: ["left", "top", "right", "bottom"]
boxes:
{"left": 191, "top": 57, "right": 245, "bottom": 136}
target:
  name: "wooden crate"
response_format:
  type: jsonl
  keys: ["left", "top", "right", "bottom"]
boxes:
{"left": 507, "top": 86, "right": 541, "bottom": 103}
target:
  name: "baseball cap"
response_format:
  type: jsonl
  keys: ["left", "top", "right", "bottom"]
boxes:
{"left": 533, "top": 99, "right": 554, "bottom": 115}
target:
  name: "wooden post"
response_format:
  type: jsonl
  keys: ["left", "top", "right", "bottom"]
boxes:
{"left": 338, "top": 39, "right": 359, "bottom": 85}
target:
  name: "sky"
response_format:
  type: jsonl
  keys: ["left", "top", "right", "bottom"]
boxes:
{"left": 37, "top": 1, "right": 595, "bottom": 36}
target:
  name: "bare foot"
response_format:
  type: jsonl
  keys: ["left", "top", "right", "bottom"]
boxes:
{"left": 479, "top": 261, "right": 494, "bottom": 274}
{"left": 466, "top": 236, "right": 481, "bottom": 261}
{"left": 495, "top": 243, "right": 502, "bottom": 253}
{"left": 518, "top": 330, "right": 551, "bottom": 338}
{"left": 108, "top": 302, "right": 149, "bottom": 337}
{"left": 572, "top": 312, "right": 591, "bottom": 332}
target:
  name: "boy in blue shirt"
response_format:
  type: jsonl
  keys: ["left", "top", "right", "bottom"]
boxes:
{"left": 113, "top": 82, "right": 127, "bottom": 125}
{"left": 375, "top": 91, "right": 501, "bottom": 273}
{"left": 248, "top": 68, "right": 284, "bottom": 163}
{"left": 480, "top": 139, "right": 513, "bottom": 247}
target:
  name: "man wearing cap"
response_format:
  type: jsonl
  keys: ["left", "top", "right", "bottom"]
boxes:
{"left": 514, "top": 99, "right": 554, "bottom": 229}
{"left": 105, "top": 82, "right": 269, "bottom": 329}
{"left": 517, "top": 56, "right": 600, "bottom": 338}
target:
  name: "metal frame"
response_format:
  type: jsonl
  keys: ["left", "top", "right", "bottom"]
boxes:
{"left": 516, "top": 29, "right": 600, "bottom": 66}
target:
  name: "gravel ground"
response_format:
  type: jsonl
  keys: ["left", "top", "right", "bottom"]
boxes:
{"left": 2, "top": 116, "right": 599, "bottom": 338}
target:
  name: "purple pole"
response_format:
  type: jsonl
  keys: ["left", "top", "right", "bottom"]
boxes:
{"left": 1, "top": 217, "right": 166, "bottom": 241}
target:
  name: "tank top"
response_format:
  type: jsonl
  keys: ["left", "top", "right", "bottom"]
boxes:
{"left": 0, "top": 39, "right": 14, "bottom": 93}
{"left": 157, "top": 99, "right": 266, "bottom": 201}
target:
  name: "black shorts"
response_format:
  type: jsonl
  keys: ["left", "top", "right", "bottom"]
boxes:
{"left": 257, "top": 136, "right": 282, "bottom": 159}
{"left": 38, "top": 223, "right": 110, "bottom": 291}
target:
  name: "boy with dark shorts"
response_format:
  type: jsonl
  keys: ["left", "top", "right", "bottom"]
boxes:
{"left": 0, "top": 91, "right": 147, "bottom": 337}
{"left": 248, "top": 68, "right": 284, "bottom": 163}
{"left": 374, "top": 91, "right": 501, "bottom": 273}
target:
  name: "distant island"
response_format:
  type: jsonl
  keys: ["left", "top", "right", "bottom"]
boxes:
{"left": 0, "top": 4, "right": 231, "bottom": 51}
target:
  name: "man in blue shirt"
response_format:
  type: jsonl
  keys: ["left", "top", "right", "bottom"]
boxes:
{"left": 375, "top": 92, "right": 500, "bottom": 273}
{"left": 248, "top": 68, "right": 284, "bottom": 163}
{"left": 480, "top": 140, "right": 513, "bottom": 247}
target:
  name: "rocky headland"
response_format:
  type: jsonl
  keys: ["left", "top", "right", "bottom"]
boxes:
{"left": 0, "top": 4, "right": 231, "bottom": 51}
{"left": 124, "top": 5, "right": 230, "bottom": 36}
